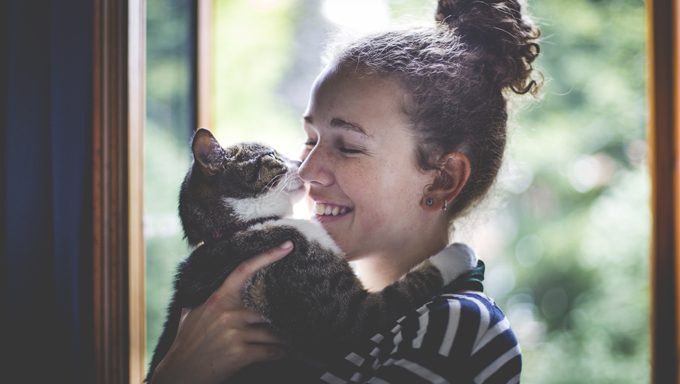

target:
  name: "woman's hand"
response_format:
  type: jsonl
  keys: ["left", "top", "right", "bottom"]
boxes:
{"left": 150, "top": 241, "right": 294, "bottom": 384}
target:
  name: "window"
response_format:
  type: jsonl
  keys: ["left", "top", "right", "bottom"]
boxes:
{"left": 98, "top": 0, "right": 677, "bottom": 382}
{"left": 144, "top": 0, "right": 196, "bottom": 366}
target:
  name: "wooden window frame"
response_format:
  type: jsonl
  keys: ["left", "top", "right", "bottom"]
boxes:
{"left": 92, "top": 0, "right": 677, "bottom": 382}
{"left": 92, "top": 1, "right": 210, "bottom": 383}
{"left": 647, "top": 0, "right": 680, "bottom": 383}
{"left": 92, "top": 0, "right": 145, "bottom": 382}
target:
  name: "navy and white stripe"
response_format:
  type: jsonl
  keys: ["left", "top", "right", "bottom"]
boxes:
{"left": 320, "top": 291, "right": 521, "bottom": 384}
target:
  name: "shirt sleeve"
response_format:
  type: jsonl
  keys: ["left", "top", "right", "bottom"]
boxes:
{"left": 320, "top": 292, "right": 521, "bottom": 384}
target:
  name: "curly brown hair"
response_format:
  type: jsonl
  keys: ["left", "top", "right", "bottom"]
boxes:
{"left": 328, "top": 0, "right": 541, "bottom": 218}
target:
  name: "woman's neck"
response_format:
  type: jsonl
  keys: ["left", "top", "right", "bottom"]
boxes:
{"left": 351, "top": 231, "right": 449, "bottom": 291}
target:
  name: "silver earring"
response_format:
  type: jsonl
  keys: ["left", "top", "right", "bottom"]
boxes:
{"left": 442, "top": 199, "right": 448, "bottom": 211}
{"left": 425, "top": 197, "right": 434, "bottom": 207}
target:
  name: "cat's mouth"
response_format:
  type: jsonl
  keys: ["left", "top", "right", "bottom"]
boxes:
{"left": 282, "top": 175, "right": 306, "bottom": 204}
{"left": 314, "top": 202, "right": 352, "bottom": 217}
{"left": 283, "top": 175, "right": 305, "bottom": 193}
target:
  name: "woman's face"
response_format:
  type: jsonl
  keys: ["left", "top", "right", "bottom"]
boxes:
{"left": 299, "top": 64, "right": 437, "bottom": 261}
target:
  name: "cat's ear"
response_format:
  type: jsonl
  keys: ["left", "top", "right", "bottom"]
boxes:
{"left": 192, "top": 128, "right": 224, "bottom": 175}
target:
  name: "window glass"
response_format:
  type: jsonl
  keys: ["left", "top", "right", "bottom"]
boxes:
{"left": 145, "top": 0, "right": 194, "bottom": 366}
{"left": 144, "top": 0, "right": 650, "bottom": 381}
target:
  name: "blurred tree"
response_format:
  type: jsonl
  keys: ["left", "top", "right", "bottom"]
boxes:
{"left": 491, "top": 0, "right": 649, "bottom": 382}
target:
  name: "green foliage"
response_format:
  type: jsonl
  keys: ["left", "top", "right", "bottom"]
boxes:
{"left": 494, "top": 0, "right": 650, "bottom": 382}
{"left": 146, "top": 0, "right": 193, "bottom": 144}
{"left": 211, "top": 0, "right": 303, "bottom": 156}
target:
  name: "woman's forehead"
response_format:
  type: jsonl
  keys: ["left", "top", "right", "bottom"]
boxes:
{"left": 309, "top": 67, "right": 409, "bottom": 118}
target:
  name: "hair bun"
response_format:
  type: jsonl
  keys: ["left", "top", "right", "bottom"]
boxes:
{"left": 436, "top": 0, "right": 540, "bottom": 94}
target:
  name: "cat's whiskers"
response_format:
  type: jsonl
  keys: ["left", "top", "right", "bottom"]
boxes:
{"left": 265, "top": 173, "right": 285, "bottom": 192}
{"left": 265, "top": 171, "right": 297, "bottom": 195}
{"left": 278, "top": 172, "right": 302, "bottom": 194}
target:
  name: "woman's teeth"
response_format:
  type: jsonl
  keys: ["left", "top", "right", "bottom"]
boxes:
{"left": 315, "top": 203, "right": 349, "bottom": 216}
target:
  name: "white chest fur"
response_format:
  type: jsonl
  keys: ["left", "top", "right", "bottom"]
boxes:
{"left": 248, "top": 218, "right": 343, "bottom": 256}
{"left": 223, "top": 191, "right": 292, "bottom": 221}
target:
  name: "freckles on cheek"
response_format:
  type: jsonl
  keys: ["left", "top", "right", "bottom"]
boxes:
{"left": 364, "top": 211, "right": 388, "bottom": 228}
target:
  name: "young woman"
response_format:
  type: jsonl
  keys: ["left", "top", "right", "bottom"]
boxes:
{"left": 151, "top": 0, "right": 540, "bottom": 382}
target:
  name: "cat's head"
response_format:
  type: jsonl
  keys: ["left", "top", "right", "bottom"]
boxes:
{"left": 179, "top": 128, "right": 304, "bottom": 246}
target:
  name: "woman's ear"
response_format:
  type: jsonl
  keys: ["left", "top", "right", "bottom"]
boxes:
{"left": 421, "top": 152, "right": 471, "bottom": 212}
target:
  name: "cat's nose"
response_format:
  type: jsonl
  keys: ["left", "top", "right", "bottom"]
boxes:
{"left": 286, "top": 160, "right": 302, "bottom": 174}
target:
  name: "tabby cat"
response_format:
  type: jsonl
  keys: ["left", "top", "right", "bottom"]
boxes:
{"left": 146, "top": 128, "right": 476, "bottom": 381}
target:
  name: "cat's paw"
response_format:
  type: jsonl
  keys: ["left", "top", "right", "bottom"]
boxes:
{"left": 428, "top": 243, "right": 478, "bottom": 285}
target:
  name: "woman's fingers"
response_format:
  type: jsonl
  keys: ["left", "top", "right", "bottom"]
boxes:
{"left": 151, "top": 244, "right": 293, "bottom": 383}
{"left": 180, "top": 307, "right": 266, "bottom": 340}
{"left": 240, "top": 344, "right": 287, "bottom": 366}
{"left": 177, "top": 308, "right": 191, "bottom": 333}
{"left": 208, "top": 241, "right": 294, "bottom": 310}
{"left": 209, "top": 309, "right": 271, "bottom": 332}
{"left": 228, "top": 322, "right": 284, "bottom": 345}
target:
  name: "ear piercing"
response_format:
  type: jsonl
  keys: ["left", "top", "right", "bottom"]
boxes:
{"left": 424, "top": 197, "right": 450, "bottom": 211}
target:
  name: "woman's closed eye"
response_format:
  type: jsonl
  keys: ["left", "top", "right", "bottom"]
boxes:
{"left": 299, "top": 138, "right": 317, "bottom": 162}
{"left": 304, "top": 139, "right": 364, "bottom": 154}
{"left": 338, "top": 146, "right": 363, "bottom": 155}
{"left": 335, "top": 138, "right": 368, "bottom": 156}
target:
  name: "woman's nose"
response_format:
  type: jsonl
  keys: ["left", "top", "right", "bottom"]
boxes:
{"left": 298, "top": 148, "right": 333, "bottom": 187}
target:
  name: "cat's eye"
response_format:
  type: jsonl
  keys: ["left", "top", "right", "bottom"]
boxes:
{"left": 262, "top": 153, "right": 282, "bottom": 163}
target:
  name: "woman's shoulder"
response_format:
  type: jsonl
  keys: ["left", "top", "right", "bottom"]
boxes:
{"left": 413, "top": 292, "right": 520, "bottom": 363}
{"left": 429, "top": 290, "right": 510, "bottom": 332}
{"left": 320, "top": 291, "right": 522, "bottom": 383}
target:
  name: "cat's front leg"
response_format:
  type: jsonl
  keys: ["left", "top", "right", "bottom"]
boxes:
{"left": 354, "top": 243, "right": 478, "bottom": 337}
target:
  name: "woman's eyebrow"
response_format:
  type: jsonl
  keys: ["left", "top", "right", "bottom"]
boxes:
{"left": 303, "top": 116, "right": 371, "bottom": 137}
{"left": 329, "top": 118, "right": 370, "bottom": 136}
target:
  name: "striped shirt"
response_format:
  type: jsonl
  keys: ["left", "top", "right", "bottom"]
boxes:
{"left": 319, "top": 291, "right": 521, "bottom": 384}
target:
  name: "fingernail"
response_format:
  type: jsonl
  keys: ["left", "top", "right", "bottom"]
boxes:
{"left": 279, "top": 240, "right": 293, "bottom": 250}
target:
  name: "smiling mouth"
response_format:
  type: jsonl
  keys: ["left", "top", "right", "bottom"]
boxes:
{"left": 314, "top": 202, "right": 352, "bottom": 217}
